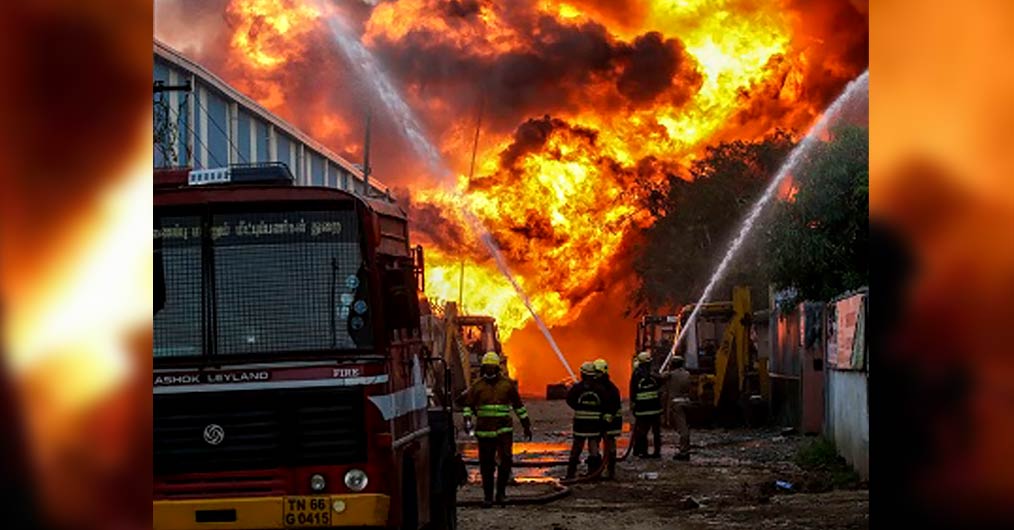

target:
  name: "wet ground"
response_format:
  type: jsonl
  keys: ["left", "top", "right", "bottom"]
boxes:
{"left": 455, "top": 399, "right": 869, "bottom": 529}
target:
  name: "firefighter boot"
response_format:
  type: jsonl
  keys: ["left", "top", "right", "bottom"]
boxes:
{"left": 586, "top": 454, "right": 603, "bottom": 476}
{"left": 565, "top": 459, "right": 579, "bottom": 480}
{"left": 481, "top": 472, "right": 495, "bottom": 508}
{"left": 604, "top": 454, "right": 616, "bottom": 480}
{"left": 495, "top": 472, "right": 510, "bottom": 506}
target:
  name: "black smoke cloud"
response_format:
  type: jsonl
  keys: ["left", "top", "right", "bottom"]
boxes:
{"left": 441, "top": 0, "right": 482, "bottom": 18}
{"left": 407, "top": 199, "right": 470, "bottom": 252}
{"left": 153, "top": 0, "right": 702, "bottom": 188}
{"left": 617, "top": 32, "right": 694, "bottom": 104}
{"left": 786, "top": 0, "right": 869, "bottom": 107}
{"left": 409, "top": 113, "right": 671, "bottom": 280}
{"left": 368, "top": 1, "right": 702, "bottom": 139}
{"left": 496, "top": 115, "right": 597, "bottom": 170}
{"left": 722, "top": 0, "right": 868, "bottom": 140}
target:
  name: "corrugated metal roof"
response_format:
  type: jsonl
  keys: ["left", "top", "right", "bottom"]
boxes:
{"left": 154, "top": 38, "right": 390, "bottom": 197}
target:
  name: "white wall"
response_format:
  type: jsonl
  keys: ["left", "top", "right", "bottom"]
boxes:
{"left": 826, "top": 368, "right": 869, "bottom": 479}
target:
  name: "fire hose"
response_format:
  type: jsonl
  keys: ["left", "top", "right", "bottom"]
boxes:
{"left": 559, "top": 428, "right": 636, "bottom": 485}
{"left": 456, "top": 480, "right": 571, "bottom": 507}
{"left": 461, "top": 426, "right": 637, "bottom": 490}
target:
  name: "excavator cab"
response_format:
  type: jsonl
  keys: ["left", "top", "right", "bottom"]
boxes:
{"left": 656, "top": 286, "right": 770, "bottom": 426}
{"left": 457, "top": 315, "right": 504, "bottom": 382}
{"left": 634, "top": 315, "right": 679, "bottom": 373}
{"left": 426, "top": 302, "right": 507, "bottom": 399}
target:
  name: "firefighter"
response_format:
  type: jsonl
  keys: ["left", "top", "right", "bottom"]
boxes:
{"left": 630, "top": 351, "right": 664, "bottom": 458}
{"left": 668, "top": 356, "right": 692, "bottom": 460}
{"left": 460, "top": 352, "right": 533, "bottom": 507}
{"left": 565, "top": 362, "right": 604, "bottom": 479}
{"left": 594, "top": 358, "right": 622, "bottom": 480}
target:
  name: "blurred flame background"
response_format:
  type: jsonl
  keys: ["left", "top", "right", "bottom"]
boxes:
{"left": 871, "top": 0, "right": 1014, "bottom": 523}
{"left": 1, "top": 2, "right": 152, "bottom": 529}
{"left": 155, "top": 0, "right": 867, "bottom": 393}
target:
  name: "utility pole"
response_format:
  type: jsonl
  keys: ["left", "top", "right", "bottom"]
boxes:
{"left": 458, "top": 91, "right": 484, "bottom": 314}
{"left": 458, "top": 261, "right": 465, "bottom": 311}
{"left": 468, "top": 93, "right": 484, "bottom": 182}
{"left": 362, "top": 108, "right": 372, "bottom": 196}
{"left": 458, "top": 92, "right": 484, "bottom": 316}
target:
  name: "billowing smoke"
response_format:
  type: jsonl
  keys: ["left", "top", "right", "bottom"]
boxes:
{"left": 154, "top": 0, "right": 868, "bottom": 393}
{"left": 366, "top": 10, "right": 703, "bottom": 140}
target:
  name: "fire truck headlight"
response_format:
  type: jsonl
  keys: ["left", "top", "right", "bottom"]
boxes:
{"left": 310, "top": 474, "right": 327, "bottom": 492}
{"left": 344, "top": 469, "right": 368, "bottom": 491}
{"left": 353, "top": 299, "right": 368, "bottom": 314}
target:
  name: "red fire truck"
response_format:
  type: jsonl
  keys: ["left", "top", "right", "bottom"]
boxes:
{"left": 153, "top": 164, "right": 459, "bottom": 529}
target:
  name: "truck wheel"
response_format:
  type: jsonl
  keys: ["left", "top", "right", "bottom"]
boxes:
{"left": 443, "top": 490, "right": 458, "bottom": 530}
{"left": 425, "top": 410, "right": 458, "bottom": 530}
{"left": 441, "top": 452, "right": 458, "bottom": 530}
{"left": 401, "top": 456, "right": 419, "bottom": 530}
{"left": 425, "top": 486, "right": 456, "bottom": 530}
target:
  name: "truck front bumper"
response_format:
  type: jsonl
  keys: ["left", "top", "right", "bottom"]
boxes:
{"left": 153, "top": 494, "right": 390, "bottom": 530}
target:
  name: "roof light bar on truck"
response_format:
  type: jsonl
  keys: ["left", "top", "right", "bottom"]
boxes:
{"left": 186, "top": 162, "right": 295, "bottom": 187}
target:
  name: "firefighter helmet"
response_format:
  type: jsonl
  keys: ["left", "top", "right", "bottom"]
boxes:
{"left": 593, "top": 358, "right": 608, "bottom": 373}
{"left": 636, "top": 351, "right": 652, "bottom": 363}
{"left": 579, "top": 361, "right": 596, "bottom": 376}
{"left": 481, "top": 352, "right": 500, "bottom": 366}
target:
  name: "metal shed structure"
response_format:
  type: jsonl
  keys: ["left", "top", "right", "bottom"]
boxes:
{"left": 153, "top": 39, "right": 387, "bottom": 198}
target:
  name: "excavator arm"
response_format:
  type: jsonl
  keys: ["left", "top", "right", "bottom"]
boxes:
{"left": 711, "top": 286, "right": 752, "bottom": 407}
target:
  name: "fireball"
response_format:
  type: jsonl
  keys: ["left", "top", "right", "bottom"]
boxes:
{"left": 166, "top": 0, "right": 866, "bottom": 392}
{"left": 229, "top": 0, "right": 321, "bottom": 70}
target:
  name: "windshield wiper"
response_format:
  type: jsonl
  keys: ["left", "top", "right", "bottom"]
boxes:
{"left": 330, "top": 256, "right": 339, "bottom": 349}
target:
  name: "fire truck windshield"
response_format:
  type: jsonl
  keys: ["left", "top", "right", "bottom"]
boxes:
{"left": 153, "top": 206, "right": 372, "bottom": 359}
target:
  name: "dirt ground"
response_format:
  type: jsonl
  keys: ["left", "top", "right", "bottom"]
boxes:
{"left": 455, "top": 399, "right": 869, "bottom": 529}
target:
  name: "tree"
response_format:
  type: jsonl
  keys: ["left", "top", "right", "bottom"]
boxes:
{"left": 764, "top": 125, "right": 868, "bottom": 306}
{"left": 153, "top": 91, "right": 190, "bottom": 168}
{"left": 631, "top": 131, "right": 796, "bottom": 312}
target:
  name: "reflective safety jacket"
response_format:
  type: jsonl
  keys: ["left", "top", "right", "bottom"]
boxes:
{"left": 598, "top": 376, "right": 623, "bottom": 437}
{"left": 459, "top": 375, "right": 530, "bottom": 438}
{"left": 566, "top": 380, "right": 604, "bottom": 438}
{"left": 630, "top": 365, "right": 662, "bottom": 417}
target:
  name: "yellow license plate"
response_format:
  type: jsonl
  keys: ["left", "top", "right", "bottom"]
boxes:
{"left": 283, "top": 496, "right": 331, "bottom": 528}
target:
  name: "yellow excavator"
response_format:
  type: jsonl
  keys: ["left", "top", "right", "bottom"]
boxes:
{"left": 421, "top": 301, "right": 506, "bottom": 400}
{"left": 636, "top": 286, "right": 770, "bottom": 426}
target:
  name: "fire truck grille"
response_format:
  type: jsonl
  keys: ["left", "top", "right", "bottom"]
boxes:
{"left": 155, "top": 470, "right": 288, "bottom": 499}
{"left": 154, "top": 386, "right": 367, "bottom": 475}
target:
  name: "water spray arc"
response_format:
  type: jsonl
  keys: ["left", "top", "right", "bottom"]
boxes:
{"left": 660, "top": 69, "right": 869, "bottom": 372}
{"left": 324, "top": 14, "right": 578, "bottom": 381}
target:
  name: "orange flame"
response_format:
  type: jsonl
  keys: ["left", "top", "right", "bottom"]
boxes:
{"left": 194, "top": 0, "right": 864, "bottom": 393}
{"left": 393, "top": 0, "right": 794, "bottom": 367}
{"left": 415, "top": 120, "right": 651, "bottom": 341}
{"left": 228, "top": 0, "right": 321, "bottom": 70}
